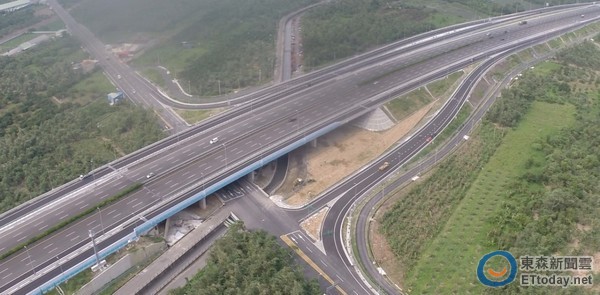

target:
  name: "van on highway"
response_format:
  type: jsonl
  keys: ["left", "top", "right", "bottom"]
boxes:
{"left": 210, "top": 137, "right": 219, "bottom": 144}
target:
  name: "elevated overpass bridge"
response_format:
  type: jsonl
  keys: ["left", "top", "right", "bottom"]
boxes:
{"left": 1, "top": 3, "right": 600, "bottom": 294}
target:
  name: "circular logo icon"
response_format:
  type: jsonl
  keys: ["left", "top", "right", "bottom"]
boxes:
{"left": 477, "top": 250, "right": 517, "bottom": 287}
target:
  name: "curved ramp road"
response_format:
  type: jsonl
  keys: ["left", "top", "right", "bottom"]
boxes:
{"left": 0, "top": 4, "right": 599, "bottom": 294}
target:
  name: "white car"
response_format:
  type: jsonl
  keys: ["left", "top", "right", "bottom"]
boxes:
{"left": 146, "top": 172, "right": 155, "bottom": 179}
{"left": 209, "top": 137, "right": 219, "bottom": 144}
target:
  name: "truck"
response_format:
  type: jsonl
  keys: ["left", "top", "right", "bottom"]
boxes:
{"left": 379, "top": 162, "right": 390, "bottom": 171}
{"left": 519, "top": 20, "right": 528, "bottom": 25}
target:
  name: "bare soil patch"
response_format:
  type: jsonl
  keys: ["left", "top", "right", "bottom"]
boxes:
{"left": 299, "top": 206, "right": 329, "bottom": 241}
{"left": 283, "top": 104, "right": 433, "bottom": 206}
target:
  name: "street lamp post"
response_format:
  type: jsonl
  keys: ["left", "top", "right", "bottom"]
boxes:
{"left": 89, "top": 230, "right": 102, "bottom": 271}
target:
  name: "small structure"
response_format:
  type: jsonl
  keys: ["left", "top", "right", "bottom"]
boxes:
{"left": 72, "top": 59, "right": 98, "bottom": 73}
{"left": 107, "top": 91, "right": 124, "bottom": 105}
{"left": 111, "top": 43, "right": 142, "bottom": 60}
{"left": 0, "top": 0, "right": 31, "bottom": 13}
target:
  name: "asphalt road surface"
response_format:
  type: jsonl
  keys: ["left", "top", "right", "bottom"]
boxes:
{"left": 1, "top": 4, "right": 599, "bottom": 294}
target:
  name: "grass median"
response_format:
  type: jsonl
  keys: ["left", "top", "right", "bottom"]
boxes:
{"left": 0, "top": 183, "right": 143, "bottom": 261}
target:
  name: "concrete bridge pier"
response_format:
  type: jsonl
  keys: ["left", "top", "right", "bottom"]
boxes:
{"left": 310, "top": 138, "right": 317, "bottom": 148}
{"left": 199, "top": 198, "right": 207, "bottom": 210}
{"left": 163, "top": 217, "right": 171, "bottom": 240}
{"left": 247, "top": 171, "right": 255, "bottom": 183}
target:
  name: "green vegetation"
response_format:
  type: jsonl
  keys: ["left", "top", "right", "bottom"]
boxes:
{"left": 301, "top": 0, "right": 586, "bottom": 69}
{"left": 0, "top": 183, "right": 142, "bottom": 260}
{"left": 385, "top": 88, "right": 433, "bottom": 120}
{"left": 0, "top": 6, "right": 44, "bottom": 39}
{"left": 46, "top": 269, "right": 93, "bottom": 295}
{"left": 427, "top": 71, "right": 464, "bottom": 97}
{"left": 175, "top": 109, "right": 213, "bottom": 125}
{"left": 408, "top": 102, "right": 576, "bottom": 294}
{"left": 0, "top": 33, "right": 37, "bottom": 52}
{"left": 0, "top": 37, "right": 165, "bottom": 214}
{"left": 487, "top": 71, "right": 571, "bottom": 126}
{"left": 380, "top": 41, "right": 600, "bottom": 294}
{"left": 141, "top": 68, "right": 166, "bottom": 89}
{"left": 35, "top": 19, "right": 65, "bottom": 32}
{"left": 69, "top": 0, "right": 316, "bottom": 95}
{"left": 171, "top": 222, "right": 321, "bottom": 295}
{"left": 65, "top": 71, "right": 115, "bottom": 104}
{"left": 302, "top": 0, "right": 463, "bottom": 69}
{"left": 557, "top": 40, "right": 600, "bottom": 69}
{"left": 380, "top": 122, "right": 504, "bottom": 271}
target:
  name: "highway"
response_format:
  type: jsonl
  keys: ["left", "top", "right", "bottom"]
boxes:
{"left": 1, "top": 4, "right": 599, "bottom": 294}
{"left": 351, "top": 51, "right": 550, "bottom": 294}
{"left": 0, "top": 0, "right": 523, "bottom": 236}
{"left": 45, "top": 0, "right": 187, "bottom": 129}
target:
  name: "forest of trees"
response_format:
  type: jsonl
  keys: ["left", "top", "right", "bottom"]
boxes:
{"left": 302, "top": 0, "right": 444, "bottom": 68}
{"left": 0, "top": 6, "right": 43, "bottom": 39}
{"left": 485, "top": 42, "right": 600, "bottom": 294}
{"left": 301, "top": 0, "right": 592, "bottom": 69}
{"left": 0, "top": 37, "right": 164, "bottom": 213}
{"left": 176, "top": 0, "right": 316, "bottom": 95}
{"left": 171, "top": 222, "right": 321, "bottom": 295}
{"left": 380, "top": 40, "right": 600, "bottom": 294}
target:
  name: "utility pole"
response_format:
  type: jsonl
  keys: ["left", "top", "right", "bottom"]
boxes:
{"left": 258, "top": 69, "right": 262, "bottom": 82}
{"left": 89, "top": 230, "right": 102, "bottom": 271}
{"left": 217, "top": 79, "right": 221, "bottom": 96}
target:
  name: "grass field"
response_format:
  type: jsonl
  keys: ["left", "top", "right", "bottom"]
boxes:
{"left": 141, "top": 68, "right": 166, "bottom": 88}
{"left": 533, "top": 43, "right": 551, "bottom": 55}
{"left": 0, "top": 33, "right": 37, "bottom": 52}
{"left": 428, "top": 71, "right": 465, "bottom": 98}
{"left": 548, "top": 37, "right": 565, "bottom": 49}
{"left": 385, "top": 88, "right": 434, "bottom": 120}
{"left": 530, "top": 60, "right": 561, "bottom": 76}
{"left": 406, "top": 101, "right": 576, "bottom": 294}
{"left": 46, "top": 269, "right": 92, "bottom": 295}
{"left": 36, "top": 19, "right": 65, "bottom": 31}
{"left": 175, "top": 109, "right": 217, "bottom": 125}
{"left": 64, "top": 71, "right": 115, "bottom": 104}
